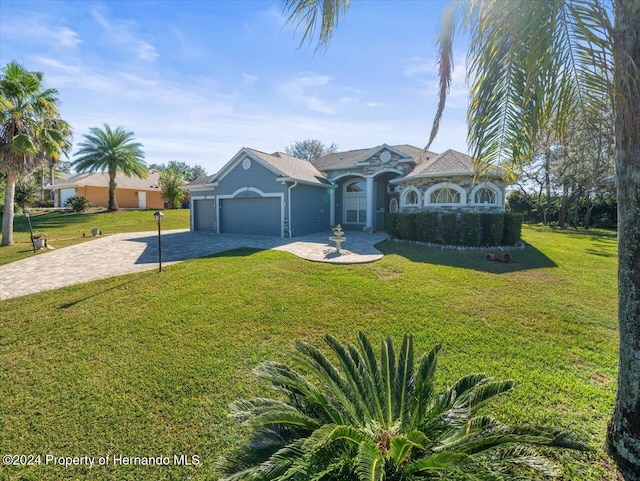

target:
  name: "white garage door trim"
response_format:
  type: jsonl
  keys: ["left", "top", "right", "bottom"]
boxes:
{"left": 59, "top": 188, "right": 77, "bottom": 207}
{"left": 217, "top": 187, "right": 285, "bottom": 237}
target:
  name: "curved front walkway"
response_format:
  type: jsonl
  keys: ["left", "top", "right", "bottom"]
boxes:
{"left": 0, "top": 230, "right": 388, "bottom": 300}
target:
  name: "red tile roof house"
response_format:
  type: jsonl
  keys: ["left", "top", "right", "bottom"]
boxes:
{"left": 49, "top": 170, "right": 165, "bottom": 210}
{"left": 184, "top": 144, "right": 508, "bottom": 237}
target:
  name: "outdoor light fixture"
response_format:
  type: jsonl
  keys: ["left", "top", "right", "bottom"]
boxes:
{"left": 154, "top": 210, "right": 164, "bottom": 272}
{"left": 23, "top": 209, "right": 36, "bottom": 253}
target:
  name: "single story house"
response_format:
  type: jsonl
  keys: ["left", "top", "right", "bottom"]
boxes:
{"left": 49, "top": 171, "right": 164, "bottom": 209}
{"left": 185, "top": 144, "right": 508, "bottom": 237}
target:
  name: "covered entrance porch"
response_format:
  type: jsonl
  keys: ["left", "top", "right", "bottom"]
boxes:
{"left": 329, "top": 169, "right": 402, "bottom": 232}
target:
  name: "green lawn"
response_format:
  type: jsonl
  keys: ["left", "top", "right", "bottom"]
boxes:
{"left": 0, "top": 209, "right": 191, "bottom": 266}
{"left": 0, "top": 225, "right": 619, "bottom": 480}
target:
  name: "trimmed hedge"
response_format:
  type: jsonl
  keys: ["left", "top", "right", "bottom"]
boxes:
{"left": 416, "top": 212, "right": 438, "bottom": 243}
{"left": 397, "top": 213, "right": 417, "bottom": 240}
{"left": 461, "top": 213, "right": 481, "bottom": 246}
{"left": 480, "top": 213, "right": 505, "bottom": 246}
{"left": 503, "top": 212, "right": 523, "bottom": 245}
{"left": 441, "top": 213, "right": 458, "bottom": 245}
{"left": 385, "top": 213, "right": 398, "bottom": 237}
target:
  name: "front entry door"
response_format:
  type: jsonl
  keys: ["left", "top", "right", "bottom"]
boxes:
{"left": 387, "top": 193, "right": 399, "bottom": 213}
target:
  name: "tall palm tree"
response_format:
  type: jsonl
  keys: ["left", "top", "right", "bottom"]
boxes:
{"left": 72, "top": 124, "right": 147, "bottom": 211}
{"left": 218, "top": 333, "right": 585, "bottom": 480}
{"left": 0, "top": 60, "right": 71, "bottom": 246}
{"left": 282, "top": 0, "right": 639, "bottom": 477}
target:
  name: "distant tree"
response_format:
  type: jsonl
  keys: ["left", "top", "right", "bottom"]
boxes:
{"left": 159, "top": 168, "right": 186, "bottom": 209}
{"left": 72, "top": 124, "right": 147, "bottom": 211}
{"left": 14, "top": 178, "right": 39, "bottom": 210}
{"left": 285, "top": 138, "right": 338, "bottom": 161}
{"left": 149, "top": 160, "right": 207, "bottom": 182}
{"left": 1, "top": 60, "right": 72, "bottom": 246}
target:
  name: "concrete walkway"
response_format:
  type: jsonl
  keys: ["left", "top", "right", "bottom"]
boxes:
{"left": 0, "top": 230, "right": 388, "bottom": 300}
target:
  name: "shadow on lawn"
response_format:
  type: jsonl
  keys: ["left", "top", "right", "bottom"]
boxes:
{"left": 378, "top": 240, "right": 557, "bottom": 273}
{"left": 58, "top": 272, "right": 154, "bottom": 309}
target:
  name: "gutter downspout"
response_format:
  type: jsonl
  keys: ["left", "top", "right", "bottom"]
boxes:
{"left": 287, "top": 181, "right": 298, "bottom": 238}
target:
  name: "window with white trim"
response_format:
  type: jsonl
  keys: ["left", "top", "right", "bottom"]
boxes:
{"left": 345, "top": 180, "right": 367, "bottom": 223}
{"left": 474, "top": 187, "right": 497, "bottom": 204}
{"left": 431, "top": 187, "right": 461, "bottom": 204}
{"left": 403, "top": 189, "right": 419, "bottom": 206}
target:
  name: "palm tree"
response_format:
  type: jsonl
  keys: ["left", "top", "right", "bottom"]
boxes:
{"left": 159, "top": 167, "right": 186, "bottom": 209}
{"left": 282, "top": 1, "right": 639, "bottom": 477}
{"left": 72, "top": 124, "right": 147, "bottom": 211}
{"left": 0, "top": 60, "right": 71, "bottom": 246}
{"left": 218, "top": 333, "right": 584, "bottom": 480}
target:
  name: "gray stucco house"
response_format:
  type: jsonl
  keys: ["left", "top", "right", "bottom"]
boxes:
{"left": 186, "top": 144, "right": 507, "bottom": 237}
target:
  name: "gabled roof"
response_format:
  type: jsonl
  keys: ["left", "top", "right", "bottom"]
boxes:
{"left": 400, "top": 149, "right": 503, "bottom": 181}
{"left": 49, "top": 170, "right": 162, "bottom": 190}
{"left": 312, "top": 144, "right": 437, "bottom": 170}
{"left": 246, "top": 149, "right": 331, "bottom": 186}
{"left": 188, "top": 147, "right": 331, "bottom": 188}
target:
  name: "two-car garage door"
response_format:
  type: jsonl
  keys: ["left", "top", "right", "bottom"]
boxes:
{"left": 219, "top": 197, "right": 282, "bottom": 237}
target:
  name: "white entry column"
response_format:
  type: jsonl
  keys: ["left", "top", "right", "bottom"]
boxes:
{"left": 365, "top": 176, "right": 374, "bottom": 232}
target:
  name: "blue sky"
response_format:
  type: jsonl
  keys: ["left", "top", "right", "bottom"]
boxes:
{"left": 0, "top": 0, "right": 470, "bottom": 174}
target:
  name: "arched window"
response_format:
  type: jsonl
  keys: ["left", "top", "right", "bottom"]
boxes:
{"left": 425, "top": 182, "right": 467, "bottom": 206}
{"left": 344, "top": 180, "right": 367, "bottom": 223}
{"left": 474, "top": 187, "right": 496, "bottom": 204}
{"left": 470, "top": 183, "right": 502, "bottom": 206}
{"left": 431, "top": 187, "right": 460, "bottom": 204}
{"left": 401, "top": 187, "right": 420, "bottom": 207}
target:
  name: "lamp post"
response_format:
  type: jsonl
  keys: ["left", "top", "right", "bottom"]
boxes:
{"left": 154, "top": 210, "right": 164, "bottom": 272}
{"left": 24, "top": 209, "right": 36, "bottom": 253}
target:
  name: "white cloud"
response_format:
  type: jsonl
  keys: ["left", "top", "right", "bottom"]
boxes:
{"left": 241, "top": 73, "right": 258, "bottom": 87}
{"left": 0, "top": 16, "right": 81, "bottom": 48}
{"left": 90, "top": 6, "right": 158, "bottom": 62}
{"left": 279, "top": 73, "right": 358, "bottom": 114}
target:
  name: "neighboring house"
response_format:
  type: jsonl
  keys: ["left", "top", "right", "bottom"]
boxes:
{"left": 185, "top": 144, "right": 508, "bottom": 237}
{"left": 49, "top": 170, "right": 164, "bottom": 209}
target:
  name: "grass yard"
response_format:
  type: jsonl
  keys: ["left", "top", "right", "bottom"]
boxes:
{"left": 0, "top": 209, "right": 190, "bottom": 266}
{"left": 0, "top": 225, "right": 619, "bottom": 480}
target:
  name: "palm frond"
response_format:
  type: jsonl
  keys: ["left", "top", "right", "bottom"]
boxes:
{"left": 282, "top": 0, "right": 351, "bottom": 52}
{"left": 380, "top": 335, "right": 396, "bottom": 426}
{"left": 294, "top": 340, "right": 365, "bottom": 426}
{"left": 355, "top": 439, "right": 385, "bottom": 481}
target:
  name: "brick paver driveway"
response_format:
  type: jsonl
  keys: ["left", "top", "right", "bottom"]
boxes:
{"left": 0, "top": 230, "right": 387, "bottom": 300}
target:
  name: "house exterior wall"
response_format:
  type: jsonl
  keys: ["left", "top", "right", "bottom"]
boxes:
{"left": 55, "top": 186, "right": 163, "bottom": 209}
{"left": 215, "top": 158, "right": 287, "bottom": 197}
{"left": 396, "top": 176, "right": 507, "bottom": 213}
{"left": 290, "top": 184, "right": 331, "bottom": 236}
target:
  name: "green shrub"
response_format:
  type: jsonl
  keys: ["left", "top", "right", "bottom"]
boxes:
{"left": 480, "top": 213, "right": 505, "bottom": 245}
{"left": 503, "top": 212, "right": 523, "bottom": 244}
{"left": 64, "top": 196, "right": 92, "bottom": 212}
{"left": 441, "top": 213, "right": 458, "bottom": 244}
{"left": 385, "top": 213, "right": 398, "bottom": 237}
{"left": 219, "top": 332, "right": 586, "bottom": 481}
{"left": 416, "top": 211, "right": 438, "bottom": 242}
{"left": 461, "top": 213, "right": 481, "bottom": 246}
{"left": 397, "top": 212, "right": 417, "bottom": 240}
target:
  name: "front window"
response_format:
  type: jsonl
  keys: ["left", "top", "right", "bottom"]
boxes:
{"left": 474, "top": 187, "right": 497, "bottom": 204}
{"left": 345, "top": 180, "right": 367, "bottom": 223}
{"left": 431, "top": 187, "right": 461, "bottom": 204}
{"left": 404, "top": 190, "right": 419, "bottom": 206}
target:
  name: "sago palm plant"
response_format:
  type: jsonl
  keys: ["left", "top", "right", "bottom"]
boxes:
{"left": 217, "top": 333, "right": 585, "bottom": 480}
